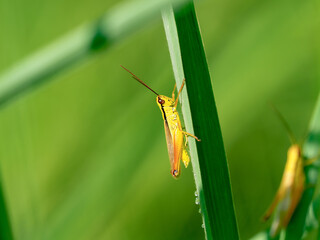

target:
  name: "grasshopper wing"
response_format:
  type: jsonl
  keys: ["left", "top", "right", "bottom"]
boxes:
{"left": 172, "top": 128, "right": 183, "bottom": 177}
{"left": 164, "top": 120, "right": 184, "bottom": 178}
{"left": 164, "top": 120, "right": 175, "bottom": 176}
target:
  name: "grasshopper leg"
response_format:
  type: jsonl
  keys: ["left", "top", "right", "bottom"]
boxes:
{"left": 182, "top": 131, "right": 201, "bottom": 141}
{"left": 174, "top": 79, "right": 186, "bottom": 108}
{"left": 172, "top": 83, "right": 177, "bottom": 99}
{"left": 304, "top": 156, "right": 319, "bottom": 166}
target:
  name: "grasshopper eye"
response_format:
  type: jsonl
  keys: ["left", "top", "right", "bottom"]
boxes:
{"left": 158, "top": 98, "right": 165, "bottom": 105}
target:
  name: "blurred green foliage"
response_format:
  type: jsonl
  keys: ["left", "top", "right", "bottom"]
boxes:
{"left": 0, "top": 0, "right": 319, "bottom": 239}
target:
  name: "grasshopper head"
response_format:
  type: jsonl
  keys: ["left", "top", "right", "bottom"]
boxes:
{"left": 156, "top": 95, "right": 174, "bottom": 108}
{"left": 287, "top": 144, "right": 301, "bottom": 161}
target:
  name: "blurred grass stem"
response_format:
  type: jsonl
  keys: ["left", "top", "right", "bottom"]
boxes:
{"left": 0, "top": 0, "right": 190, "bottom": 108}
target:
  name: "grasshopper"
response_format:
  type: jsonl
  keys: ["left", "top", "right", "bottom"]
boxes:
{"left": 121, "top": 66, "right": 200, "bottom": 178}
{"left": 263, "top": 144, "right": 304, "bottom": 237}
{"left": 262, "top": 106, "right": 314, "bottom": 237}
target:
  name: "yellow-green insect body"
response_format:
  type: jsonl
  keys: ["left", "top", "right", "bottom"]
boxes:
{"left": 263, "top": 144, "right": 305, "bottom": 237}
{"left": 261, "top": 105, "right": 316, "bottom": 237}
{"left": 121, "top": 66, "right": 200, "bottom": 178}
{"left": 156, "top": 94, "right": 191, "bottom": 177}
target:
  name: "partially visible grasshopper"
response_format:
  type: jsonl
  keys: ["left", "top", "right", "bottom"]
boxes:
{"left": 263, "top": 144, "right": 304, "bottom": 237}
{"left": 262, "top": 106, "right": 315, "bottom": 237}
{"left": 121, "top": 66, "right": 200, "bottom": 178}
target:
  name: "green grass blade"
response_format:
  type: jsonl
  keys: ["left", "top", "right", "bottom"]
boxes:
{"left": 162, "top": 4, "right": 207, "bottom": 236}
{"left": 285, "top": 92, "right": 320, "bottom": 239}
{"left": 0, "top": 0, "right": 190, "bottom": 108}
{"left": 162, "top": 2, "right": 239, "bottom": 239}
{"left": 0, "top": 179, "right": 13, "bottom": 240}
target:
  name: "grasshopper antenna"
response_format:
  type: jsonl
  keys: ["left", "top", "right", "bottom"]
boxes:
{"left": 270, "top": 103, "right": 296, "bottom": 144}
{"left": 121, "top": 65, "right": 159, "bottom": 96}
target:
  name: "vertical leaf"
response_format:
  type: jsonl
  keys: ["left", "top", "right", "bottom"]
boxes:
{"left": 0, "top": 178, "right": 13, "bottom": 240}
{"left": 162, "top": 2, "right": 239, "bottom": 239}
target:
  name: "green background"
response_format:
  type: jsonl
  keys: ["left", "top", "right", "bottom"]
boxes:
{"left": 0, "top": 0, "right": 319, "bottom": 239}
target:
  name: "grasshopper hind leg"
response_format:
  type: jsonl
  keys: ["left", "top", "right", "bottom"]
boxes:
{"left": 182, "top": 146, "right": 190, "bottom": 168}
{"left": 181, "top": 134, "right": 191, "bottom": 168}
{"left": 181, "top": 131, "right": 200, "bottom": 168}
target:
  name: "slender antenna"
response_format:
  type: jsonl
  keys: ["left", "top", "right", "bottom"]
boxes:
{"left": 270, "top": 104, "right": 296, "bottom": 144}
{"left": 120, "top": 65, "right": 159, "bottom": 96}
